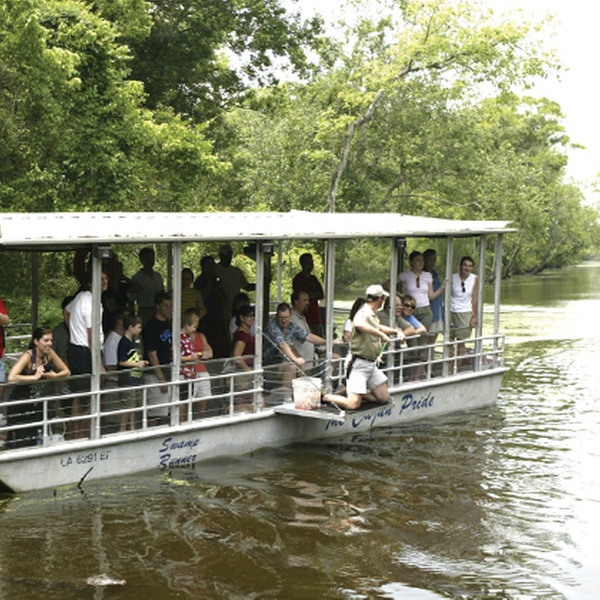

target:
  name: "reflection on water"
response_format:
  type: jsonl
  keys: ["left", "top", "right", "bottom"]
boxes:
{"left": 1, "top": 264, "right": 600, "bottom": 598}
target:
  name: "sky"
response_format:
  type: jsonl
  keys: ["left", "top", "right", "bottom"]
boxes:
{"left": 293, "top": 0, "right": 599, "bottom": 202}
{"left": 492, "top": 0, "right": 599, "bottom": 200}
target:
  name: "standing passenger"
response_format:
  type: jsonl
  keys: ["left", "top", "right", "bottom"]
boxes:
{"left": 190, "top": 319, "right": 213, "bottom": 409}
{"left": 142, "top": 292, "right": 173, "bottom": 424}
{"left": 171, "top": 268, "right": 206, "bottom": 319}
{"left": 179, "top": 308, "right": 201, "bottom": 394}
{"left": 423, "top": 248, "right": 444, "bottom": 341}
{"left": 66, "top": 272, "right": 109, "bottom": 438}
{"left": 398, "top": 251, "right": 445, "bottom": 331}
{"left": 117, "top": 315, "right": 147, "bottom": 431}
{"left": 292, "top": 253, "right": 325, "bottom": 337}
{"left": 214, "top": 244, "right": 255, "bottom": 323}
{"left": 194, "top": 255, "right": 229, "bottom": 358}
{"left": 129, "top": 247, "right": 165, "bottom": 326}
{"left": 51, "top": 296, "right": 74, "bottom": 365}
{"left": 343, "top": 298, "right": 366, "bottom": 343}
{"left": 450, "top": 256, "right": 479, "bottom": 364}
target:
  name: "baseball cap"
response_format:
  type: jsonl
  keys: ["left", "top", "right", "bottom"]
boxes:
{"left": 366, "top": 284, "right": 389, "bottom": 299}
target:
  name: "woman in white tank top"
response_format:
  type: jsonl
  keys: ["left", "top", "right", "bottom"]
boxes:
{"left": 450, "top": 256, "right": 478, "bottom": 348}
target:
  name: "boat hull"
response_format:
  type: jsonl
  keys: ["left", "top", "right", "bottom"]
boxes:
{"left": 0, "top": 369, "right": 505, "bottom": 493}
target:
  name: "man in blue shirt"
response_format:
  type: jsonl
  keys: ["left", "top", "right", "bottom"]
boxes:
{"left": 424, "top": 248, "right": 443, "bottom": 341}
{"left": 263, "top": 302, "right": 325, "bottom": 397}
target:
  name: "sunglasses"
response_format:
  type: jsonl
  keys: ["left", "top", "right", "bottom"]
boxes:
{"left": 416, "top": 276, "right": 420, "bottom": 288}
{"left": 404, "top": 304, "right": 416, "bottom": 309}
{"left": 461, "top": 281, "right": 466, "bottom": 293}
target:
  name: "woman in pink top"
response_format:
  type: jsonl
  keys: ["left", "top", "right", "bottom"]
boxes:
{"left": 398, "top": 251, "right": 446, "bottom": 331}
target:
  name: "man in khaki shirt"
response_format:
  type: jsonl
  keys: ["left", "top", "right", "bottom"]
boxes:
{"left": 324, "top": 285, "right": 404, "bottom": 410}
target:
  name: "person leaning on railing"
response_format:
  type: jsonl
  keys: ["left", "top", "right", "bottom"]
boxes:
{"left": 7, "top": 327, "right": 70, "bottom": 448}
{"left": 323, "top": 285, "right": 405, "bottom": 411}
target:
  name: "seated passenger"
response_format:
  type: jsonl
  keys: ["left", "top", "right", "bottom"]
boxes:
{"left": 378, "top": 294, "right": 417, "bottom": 336}
{"left": 229, "top": 292, "right": 253, "bottom": 338}
{"left": 343, "top": 298, "right": 365, "bottom": 343}
{"left": 400, "top": 294, "right": 427, "bottom": 337}
{"left": 290, "top": 290, "right": 323, "bottom": 369}
{"left": 263, "top": 302, "right": 325, "bottom": 398}
{"left": 400, "top": 294, "right": 428, "bottom": 380}
{"left": 226, "top": 304, "right": 256, "bottom": 411}
{"left": 231, "top": 304, "right": 256, "bottom": 372}
{"left": 7, "top": 327, "right": 70, "bottom": 448}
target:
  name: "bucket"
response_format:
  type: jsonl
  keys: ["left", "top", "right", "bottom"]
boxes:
{"left": 292, "top": 377, "right": 322, "bottom": 410}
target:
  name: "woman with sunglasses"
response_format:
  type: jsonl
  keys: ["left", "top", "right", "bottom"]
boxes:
{"left": 398, "top": 251, "right": 446, "bottom": 331}
{"left": 400, "top": 295, "right": 428, "bottom": 380}
{"left": 450, "top": 256, "right": 479, "bottom": 362}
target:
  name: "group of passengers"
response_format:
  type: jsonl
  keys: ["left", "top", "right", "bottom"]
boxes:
{"left": 0, "top": 244, "right": 479, "bottom": 447}
{"left": 324, "top": 250, "right": 479, "bottom": 410}
{"left": 0, "top": 246, "right": 334, "bottom": 446}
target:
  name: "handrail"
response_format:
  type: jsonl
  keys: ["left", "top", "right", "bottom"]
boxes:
{"left": 0, "top": 335, "right": 504, "bottom": 451}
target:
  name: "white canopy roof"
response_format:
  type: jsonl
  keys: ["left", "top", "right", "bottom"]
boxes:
{"left": 0, "top": 211, "right": 514, "bottom": 248}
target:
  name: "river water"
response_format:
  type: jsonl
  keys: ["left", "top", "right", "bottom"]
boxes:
{"left": 1, "top": 263, "right": 599, "bottom": 599}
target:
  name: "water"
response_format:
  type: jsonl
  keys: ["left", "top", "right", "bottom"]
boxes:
{"left": 1, "top": 264, "right": 600, "bottom": 598}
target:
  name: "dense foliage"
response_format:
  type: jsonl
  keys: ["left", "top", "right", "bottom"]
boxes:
{"left": 0, "top": 0, "right": 598, "bottom": 299}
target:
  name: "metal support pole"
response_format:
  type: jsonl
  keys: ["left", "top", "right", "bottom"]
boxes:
{"left": 443, "top": 237, "right": 454, "bottom": 376}
{"left": 325, "top": 239, "right": 336, "bottom": 388}
{"left": 476, "top": 235, "right": 487, "bottom": 371}
{"left": 493, "top": 235, "right": 503, "bottom": 367}
{"left": 170, "top": 242, "right": 182, "bottom": 426}
{"left": 90, "top": 246, "right": 106, "bottom": 440}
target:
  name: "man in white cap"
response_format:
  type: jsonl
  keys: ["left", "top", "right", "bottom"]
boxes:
{"left": 324, "top": 284, "right": 404, "bottom": 410}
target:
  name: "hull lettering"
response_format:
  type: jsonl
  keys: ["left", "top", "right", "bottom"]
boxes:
{"left": 158, "top": 436, "right": 200, "bottom": 471}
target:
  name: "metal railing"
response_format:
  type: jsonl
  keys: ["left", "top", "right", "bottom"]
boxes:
{"left": 0, "top": 334, "right": 504, "bottom": 452}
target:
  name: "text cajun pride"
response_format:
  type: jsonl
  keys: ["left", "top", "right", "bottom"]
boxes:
{"left": 324, "top": 391, "right": 435, "bottom": 431}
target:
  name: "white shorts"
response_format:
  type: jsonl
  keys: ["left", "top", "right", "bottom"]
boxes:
{"left": 193, "top": 371, "right": 212, "bottom": 398}
{"left": 347, "top": 357, "right": 387, "bottom": 395}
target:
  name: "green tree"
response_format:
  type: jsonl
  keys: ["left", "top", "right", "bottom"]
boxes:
{"left": 120, "top": 0, "right": 324, "bottom": 123}
{"left": 0, "top": 0, "right": 221, "bottom": 212}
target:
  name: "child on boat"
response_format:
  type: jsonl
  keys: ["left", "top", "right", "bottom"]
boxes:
{"left": 180, "top": 308, "right": 212, "bottom": 417}
{"left": 117, "top": 315, "right": 148, "bottom": 432}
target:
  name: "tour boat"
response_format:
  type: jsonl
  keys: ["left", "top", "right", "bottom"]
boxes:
{"left": 0, "top": 211, "right": 512, "bottom": 493}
